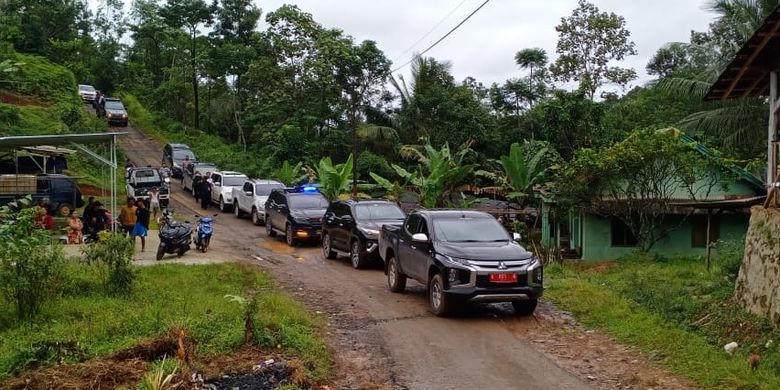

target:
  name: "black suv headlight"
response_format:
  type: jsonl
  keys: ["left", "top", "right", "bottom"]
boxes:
{"left": 447, "top": 268, "right": 470, "bottom": 286}
{"left": 528, "top": 257, "right": 543, "bottom": 285}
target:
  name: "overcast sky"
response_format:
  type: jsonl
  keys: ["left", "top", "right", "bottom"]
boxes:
{"left": 257, "top": 0, "right": 717, "bottom": 90}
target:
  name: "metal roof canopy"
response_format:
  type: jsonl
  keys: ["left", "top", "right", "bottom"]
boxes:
{"left": 705, "top": 4, "right": 780, "bottom": 101}
{"left": 0, "top": 132, "right": 126, "bottom": 150}
{"left": 0, "top": 132, "right": 126, "bottom": 231}
{"left": 704, "top": 4, "right": 780, "bottom": 189}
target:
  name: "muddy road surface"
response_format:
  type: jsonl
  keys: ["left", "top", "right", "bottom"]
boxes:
{"left": 117, "top": 123, "right": 692, "bottom": 390}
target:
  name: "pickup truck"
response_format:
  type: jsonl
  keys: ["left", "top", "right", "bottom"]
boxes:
{"left": 379, "top": 210, "right": 543, "bottom": 316}
{"left": 232, "top": 179, "right": 285, "bottom": 225}
{"left": 126, "top": 167, "right": 169, "bottom": 206}
{"left": 0, "top": 174, "right": 84, "bottom": 216}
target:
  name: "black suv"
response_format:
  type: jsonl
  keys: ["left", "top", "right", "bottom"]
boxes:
{"left": 322, "top": 199, "right": 405, "bottom": 269}
{"left": 265, "top": 187, "right": 330, "bottom": 246}
{"left": 101, "top": 98, "right": 129, "bottom": 127}
{"left": 162, "top": 143, "right": 196, "bottom": 178}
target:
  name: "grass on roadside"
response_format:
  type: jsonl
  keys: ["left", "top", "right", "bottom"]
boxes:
{"left": 545, "top": 244, "right": 780, "bottom": 389}
{"left": 0, "top": 262, "right": 330, "bottom": 382}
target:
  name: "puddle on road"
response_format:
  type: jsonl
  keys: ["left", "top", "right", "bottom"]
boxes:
{"left": 258, "top": 239, "right": 296, "bottom": 254}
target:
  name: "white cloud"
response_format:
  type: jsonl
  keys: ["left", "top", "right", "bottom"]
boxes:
{"left": 258, "top": 0, "right": 715, "bottom": 89}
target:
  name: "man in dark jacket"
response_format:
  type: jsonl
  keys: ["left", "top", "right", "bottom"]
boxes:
{"left": 197, "top": 176, "right": 211, "bottom": 210}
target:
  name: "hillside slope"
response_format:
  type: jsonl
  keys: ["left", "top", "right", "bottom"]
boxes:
{"left": 0, "top": 46, "right": 114, "bottom": 190}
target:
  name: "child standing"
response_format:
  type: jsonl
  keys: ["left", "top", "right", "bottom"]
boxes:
{"left": 132, "top": 199, "right": 150, "bottom": 252}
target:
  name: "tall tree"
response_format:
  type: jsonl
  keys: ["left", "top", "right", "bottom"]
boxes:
{"left": 514, "top": 48, "right": 547, "bottom": 107}
{"left": 550, "top": 0, "right": 637, "bottom": 100}
{"left": 160, "top": 0, "right": 214, "bottom": 129}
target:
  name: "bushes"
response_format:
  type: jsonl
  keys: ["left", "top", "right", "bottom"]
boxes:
{"left": 81, "top": 233, "right": 135, "bottom": 295}
{"left": 0, "top": 203, "right": 65, "bottom": 320}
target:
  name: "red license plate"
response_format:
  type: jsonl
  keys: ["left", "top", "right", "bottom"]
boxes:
{"left": 489, "top": 273, "right": 517, "bottom": 284}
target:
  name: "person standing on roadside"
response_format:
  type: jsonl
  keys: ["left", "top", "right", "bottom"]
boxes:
{"left": 132, "top": 199, "right": 150, "bottom": 252}
{"left": 198, "top": 173, "right": 212, "bottom": 210}
{"left": 119, "top": 197, "right": 137, "bottom": 236}
{"left": 149, "top": 187, "right": 161, "bottom": 221}
{"left": 82, "top": 196, "right": 95, "bottom": 234}
{"left": 159, "top": 162, "right": 171, "bottom": 180}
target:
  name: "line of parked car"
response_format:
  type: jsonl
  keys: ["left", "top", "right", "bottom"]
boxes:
{"left": 77, "top": 84, "right": 129, "bottom": 127}
{"left": 164, "top": 143, "right": 544, "bottom": 317}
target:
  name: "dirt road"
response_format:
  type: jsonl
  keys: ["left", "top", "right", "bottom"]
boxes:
{"left": 117, "top": 124, "right": 693, "bottom": 390}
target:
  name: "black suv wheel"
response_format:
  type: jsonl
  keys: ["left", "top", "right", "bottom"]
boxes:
{"left": 387, "top": 257, "right": 406, "bottom": 293}
{"left": 285, "top": 224, "right": 296, "bottom": 246}
{"left": 323, "top": 233, "right": 337, "bottom": 259}
{"left": 265, "top": 219, "right": 276, "bottom": 237}
{"left": 350, "top": 240, "right": 367, "bottom": 269}
{"left": 512, "top": 299, "right": 538, "bottom": 316}
{"left": 428, "top": 273, "right": 452, "bottom": 317}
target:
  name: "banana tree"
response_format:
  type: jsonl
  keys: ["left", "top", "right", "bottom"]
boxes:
{"left": 499, "top": 143, "right": 549, "bottom": 205}
{"left": 273, "top": 161, "right": 306, "bottom": 187}
{"left": 372, "top": 140, "right": 475, "bottom": 208}
{"left": 315, "top": 154, "right": 353, "bottom": 201}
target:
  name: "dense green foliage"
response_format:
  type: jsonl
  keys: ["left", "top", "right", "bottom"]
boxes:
{"left": 80, "top": 233, "right": 136, "bottom": 295}
{"left": 558, "top": 129, "right": 732, "bottom": 250}
{"left": 1, "top": 0, "right": 770, "bottom": 183}
{"left": 0, "top": 201, "right": 65, "bottom": 320}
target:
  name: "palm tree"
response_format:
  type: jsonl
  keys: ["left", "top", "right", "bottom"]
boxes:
{"left": 514, "top": 48, "right": 548, "bottom": 107}
{"left": 657, "top": 0, "right": 779, "bottom": 159}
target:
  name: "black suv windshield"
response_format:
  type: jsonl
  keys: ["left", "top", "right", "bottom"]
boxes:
{"left": 289, "top": 194, "right": 328, "bottom": 209}
{"left": 355, "top": 203, "right": 404, "bottom": 221}
{"left": 256, "top": 184, "right": 283, "bottom": 195}
{"left": 105, "top": 101, "right": 125, "bottom": 110}
{"left": 433, "top": 217, "right": 509, "bottom": 243}
{"left": 173, "top": 150, "right": 194, "bottom": 161}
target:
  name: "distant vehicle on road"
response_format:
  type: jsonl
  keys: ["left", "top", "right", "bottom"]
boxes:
{"left": 209, "top": 170, "right": 248, "bottom": 212}
{"left": 0, "top": 174, "right": 84, "bottom": 216}
{"left": 379, "top": 210, "right": 543, "bottom": 317}
{"left": 97, "top": 98, "right": 128, "bottom": 127}
{"left": 78, "top": 84, "right": 96, "bottom": 102}
{"left": 182, "top": 162, "right": 218, "bottom": 196}
{"left": 162, "top": 144, "right": 196, "bottom": 178}
{"left": 232, "top": 179, "right": 284, "bottom": 225}
{"left": 322, "top": 199, "right": 405, "bottom": 269}
{"left": 265, "top": 186, "right": 329, "bottom": 246}
{"left": 125, "top": 167, "right": 169, "bottom": 206}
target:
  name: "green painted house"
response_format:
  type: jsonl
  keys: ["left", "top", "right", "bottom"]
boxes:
{"left": 541, "top": 135, "right": 766, "bottom": 261}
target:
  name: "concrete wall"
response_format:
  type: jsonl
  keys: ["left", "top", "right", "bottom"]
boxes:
{"left": 735, "top": 207, "right": 780, "bottom": 324}
{"left": 580, "top": 213, "right": 750, "bottom": 261}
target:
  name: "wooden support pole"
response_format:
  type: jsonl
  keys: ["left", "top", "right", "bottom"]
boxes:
{"left": 706, "top": 208, "right": 713, "bottom": 272}
{"left": 770, "top": 72, "right": 778, "bottom": 186}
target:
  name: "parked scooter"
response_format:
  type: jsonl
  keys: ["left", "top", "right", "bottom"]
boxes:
{"left": 156, "top": 208, "right": 192, "bottom": 260}
{"left": 194, "top": 213, "right": 217, "bottom": 253}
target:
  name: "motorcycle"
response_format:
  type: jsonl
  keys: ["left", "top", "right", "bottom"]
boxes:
{"left": 156, "top": 208, "right": 192, "bottom": 260}
{"left": 194, "top": 213, "right": 217, "bottom": 253}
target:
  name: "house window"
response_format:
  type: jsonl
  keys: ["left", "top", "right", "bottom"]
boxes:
{"left": 611, "top": 218, "right": 638, "bottom": 247}
{"left": 692, "top": 215, "right": 720, "bottom": 248}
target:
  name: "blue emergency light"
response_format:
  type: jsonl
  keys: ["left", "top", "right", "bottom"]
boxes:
{"left": 302, "top": 186, "right": 318, "bottom": 193}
